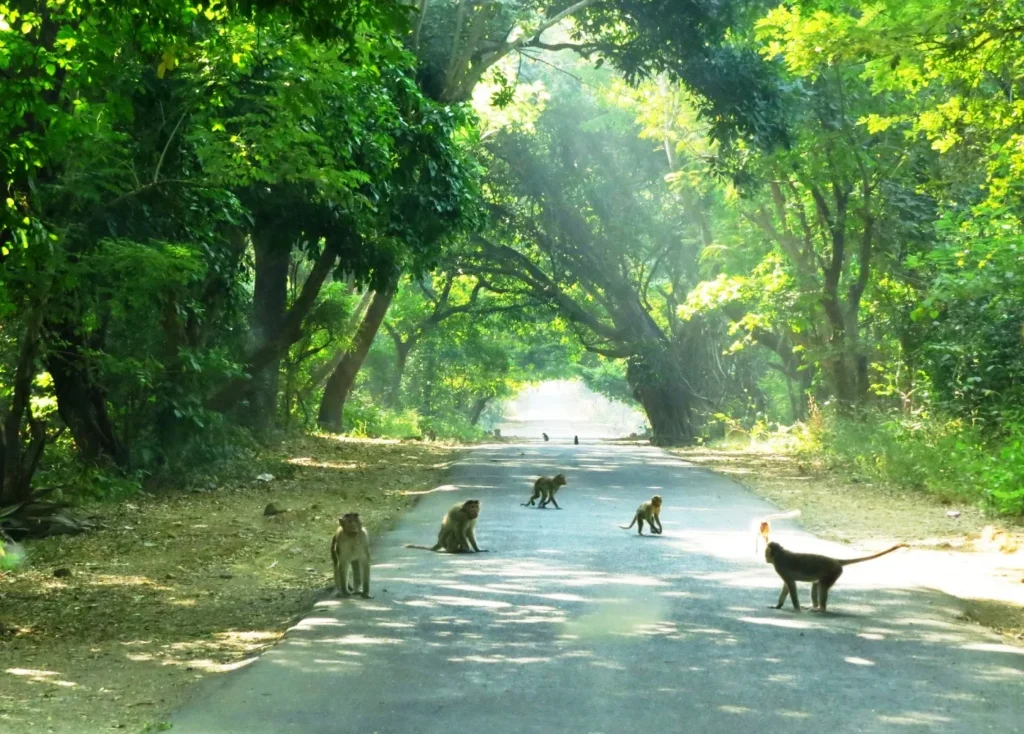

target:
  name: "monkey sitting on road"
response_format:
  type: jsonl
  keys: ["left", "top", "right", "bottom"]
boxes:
{"left": 331, "top": 513, "right": 372, "bottom": 598}
{"left": 620, "top": 495, "right": 663, "bottom": 535}
{"left": 542, "top": 432, "right": 549, "bottom": 442}
{"left": 574, "top": 435, "right": 579, "bottom": 445}
{"left": 765, "top": 541, "right": 907, "bottom": 613}
{"left": 406, "top": 500, "right": 488, "bottom": 553}
{"left": 522, "top": 474, "right": 568, "bottom": 509}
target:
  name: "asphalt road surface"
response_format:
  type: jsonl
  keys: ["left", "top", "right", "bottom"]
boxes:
{"left": 172, "top": 442, "right": 1024, "bottom": 733}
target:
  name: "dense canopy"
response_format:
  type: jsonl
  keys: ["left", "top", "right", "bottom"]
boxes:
{"left": 3, "top": 0, "right": 1024, "bottom": 535}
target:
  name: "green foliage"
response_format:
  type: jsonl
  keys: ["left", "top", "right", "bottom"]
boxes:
{"left": 342, "top": 394, "right": 423, "bottom": 440}
{"left": 797, "top": 410, "right": 1024, "bottom": 515}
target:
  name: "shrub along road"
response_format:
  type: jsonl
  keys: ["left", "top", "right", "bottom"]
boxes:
{"left": 172, "top": 442, "right": 1024, "bottom": 733}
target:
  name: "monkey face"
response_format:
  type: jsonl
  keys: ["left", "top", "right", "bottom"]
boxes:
{"left": 463, "top": 500, "right": 481, "bottom": 519}
{"left": 340, "top": 513, "right": 362, "bottom": 534}
{"left": 553, "top": 474, "right": 567, "bottom": 486}
{"left": 651, "top": 495, "right": 663, "bottom": 507}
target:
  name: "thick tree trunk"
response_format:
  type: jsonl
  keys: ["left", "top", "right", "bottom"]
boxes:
{"left": 1, "top": 312, "right": 48, "bottom": 505}
{"left": 468, "top": 395, "right": 490, "bottom": 426}
{"left": 247, "top": 232, "right": 291, "bottom": 432}
{"left": 627, "top": 352, "right": 699, "bottom": 446}
{"left": 207, "top": 240, "right": 338, "bottom": 413}
{"left": 318, "top": 275, "right": 399, "bottom": 432}
{"left": 46, "top": 322, "right": 128, "bottom": 467}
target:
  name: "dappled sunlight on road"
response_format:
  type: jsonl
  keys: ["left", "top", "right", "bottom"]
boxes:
{"left": 171, "top": 442, "right": 1024, "bottom": 734}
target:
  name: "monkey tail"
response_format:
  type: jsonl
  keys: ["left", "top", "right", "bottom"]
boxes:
{"left": 839, "top": 543, "right": 908, "bottom": 566}
{"left": 619, "top": 515, "right": 637, "bottom": 530}
{"left": 757, "top": 510, "right": 801, "bottom": 525}
{"left": 404, "top": 544, "right": 440, "bottom": 552}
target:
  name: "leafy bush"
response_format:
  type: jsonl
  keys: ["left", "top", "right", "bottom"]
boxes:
{"left": 795, "top": 409, "right": 1024, "bottom": 515}
{"left": 342, "top": 395, "right": 423, "bottom": 439}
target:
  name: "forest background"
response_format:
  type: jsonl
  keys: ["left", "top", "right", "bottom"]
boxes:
{"left": 3, "top": 0, "right": 1024, "bottom": 534}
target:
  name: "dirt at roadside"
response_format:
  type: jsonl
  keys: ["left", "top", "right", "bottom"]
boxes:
{"left": 0, "top": 434, "right": 460, "bottom": 734}
{"left": 673, "top": 444, "right": 1024, "bottom": 642}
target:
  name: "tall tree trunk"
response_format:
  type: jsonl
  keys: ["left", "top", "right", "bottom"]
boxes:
{"left": 627, "top": 350, "right": 699, "bottom": 446}
{"left": 468, "top": 395, "right": 490, "bottom": 426}
{"left": 299, "top": 288, "right": 375, "bottom": 402}
{"left": 46, "top": 321, "right": 128, "bottom": 467}
{"left": 1, "top": 311, "right": 48, "bottom": 505}
{"left": 318, "top": 275, "right": 399, "bottom": 432}
{"left": 387, "top": 340, "right": 415, "bottom": 407}
{"left": 247, "top": 232, "right": 291, "bottom": 433}
{"left": 207, "top": 240, "right": 338, "bottom": 413}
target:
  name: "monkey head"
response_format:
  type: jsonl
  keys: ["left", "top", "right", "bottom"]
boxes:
{"left": 462, "top": 499, "right": 481, "bottom": 519}
{"left": 651, "top": 495, "right": 663, "bottom": 507}
{"left": 339, "top": 512, "right": 362, "bottom": 535}
{"left": 553, "top": 474, "right": 567, "bottom": 487}
{"left": 765, "top": 541, "right": 782, "bottom": 563}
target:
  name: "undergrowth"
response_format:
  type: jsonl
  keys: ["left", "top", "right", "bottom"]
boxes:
{"left": 785, "top": 409, "right": 1024, "bottom": 515}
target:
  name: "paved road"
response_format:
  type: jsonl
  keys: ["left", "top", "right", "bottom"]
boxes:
{"left": 172, "top": 443, "right": 1024, "bottom": 733}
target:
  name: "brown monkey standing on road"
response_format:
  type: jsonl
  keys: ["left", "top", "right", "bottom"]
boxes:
{"left": 406, "top": 500, "right": 488, "bottom": 553}
{"left": 522, "top": 474, "right": 568, "bottom": 509}
{"left": 620, "top": 495, "right": 663, "bottom": 535}
{"left": 765, "top": 541, "right": 907, "bottom": 612}
{"left": 574, "top": 435, "right": 579, "bottom": 445}
{"left": 331, "top": 513, "right": 372, "bottom": 598}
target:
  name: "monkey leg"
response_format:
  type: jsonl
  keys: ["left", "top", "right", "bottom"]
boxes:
{"left": 351, "top": 561, "right": 362, "bottom": 595}
{"left": 333, "top": 559, "right": 346, "bottom": 597}
{"left": 773, "top": 584, "right": 789, "bottom": 609}
{"left": 637, "top": 517, "right": 645, "bottom": 535}
{"left": 360, "top": 563, "right": 373, "bottom": 599}
{"left": 785, "top": 579, "right": 801, "bottom": 611}
{"left": 813, "top": 571, "right": 841, "bottom": 612}
{"left": 548, "top": 497, "right": 561, "bottom": 509}
{"left": 337, "top": 556, "right": 352, "bottom": 597}
{"left": 652, "top": 518, "right": 662, "bottom": 534}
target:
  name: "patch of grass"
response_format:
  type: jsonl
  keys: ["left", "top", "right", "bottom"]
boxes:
{"left": 794, "top": 409, "right": 1024, "bottom": 515}
{"left": 0, "top": 434, "right": 460, "bottom": 733}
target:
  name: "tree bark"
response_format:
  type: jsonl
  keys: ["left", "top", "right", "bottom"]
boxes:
{"left": 207, "top": 240, "right": 339, "bottom": 413}
{"left": 468, "top": 395, "right": 490, "bottom": 426}
{"left": 1, "top": 311, "right": 48, "bottom": 505}
{"left": 46, "top": 321, "right": 129, "bottom": 467}
{"left": 627, "top": 351, "right": 698, "bottom": 446}
{"left": 247, "top": 232, "right": 291, "bottom": 432}
{"left": 317, "top": 275, "right": 399, "bottom": 432}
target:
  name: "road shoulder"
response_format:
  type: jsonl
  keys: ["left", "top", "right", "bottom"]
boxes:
{"left": 673, "top": 444, "right": 1024, "bottom": 643}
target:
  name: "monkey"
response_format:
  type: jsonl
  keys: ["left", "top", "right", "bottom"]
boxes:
{"left": 521, "top": 474, "right": 568, "bottom": 509}
{"left": 754, "top": 510, "right": 802, "bottom": 552}
{"left": 620, "top": 495, "right": 663, "bottom": 535}
{"left": 542, "top": 432, "right": 549, "bottom": 441}
{"left": 330, "top": 513, "right": 372, "bottom": 598}
{"left": 406, "top": 499, "right": 488, "bottom": 553}
{"left": 765, "top": 541, "right": 908, "bottom": 613}
{"left": 574, "top": 435, "right": 579, "bottom": 445}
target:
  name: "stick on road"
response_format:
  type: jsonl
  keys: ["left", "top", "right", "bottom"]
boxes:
{"left": 172, "top": 443, "right": 1024, "bottom": 733}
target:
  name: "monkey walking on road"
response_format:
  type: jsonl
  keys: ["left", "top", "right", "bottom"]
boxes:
{"left": 620, "top": 495, "right": 663, "bottom": 535}
{"left": 406, "top": 500, "right": 488, "bottom": 553}
{"left": 522, "top": 474, "right": 568, "bottom": 509}
{"left": 331, "top": 513, "right": 372, "bottom": 598}
{"left": 765, "top": 541, "right": 907, "bottom": 612}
